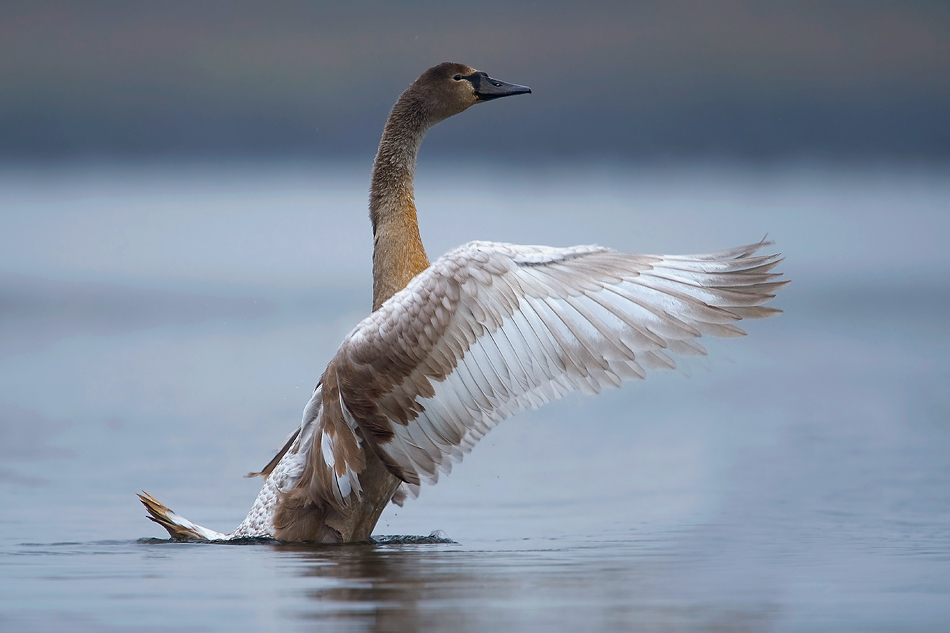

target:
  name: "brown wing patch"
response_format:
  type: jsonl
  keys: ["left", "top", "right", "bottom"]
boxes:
{"left": 336, "top": 273, "right": 464, "bottom": 477}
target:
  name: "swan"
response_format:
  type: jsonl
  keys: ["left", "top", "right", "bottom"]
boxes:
{"left": 140, "top": 62, "right": 787, "bottom": 543}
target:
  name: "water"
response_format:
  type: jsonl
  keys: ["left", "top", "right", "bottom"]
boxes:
{"left": 1, "top": 161, "right": 948, "bottom": 631}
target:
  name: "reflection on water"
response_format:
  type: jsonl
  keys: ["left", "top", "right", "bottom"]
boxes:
{"left": 1, "top": 161, "right": 949, "bottom": 631}
{"left": 286, "top": 542, "right": 780, "bottom": 631}
{"left": 3, "top": 536, "right": 788, "bottom": 632}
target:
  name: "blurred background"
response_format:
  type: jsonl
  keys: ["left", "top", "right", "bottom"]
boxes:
{"left": 1, "top": 0, "right": 947, "bottom": 162}
{"left": 2, "top": 2, "right": 949, "bottom": 630}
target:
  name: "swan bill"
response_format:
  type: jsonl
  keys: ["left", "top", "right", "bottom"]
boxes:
{"left": 464, "top": 71, "right": 532, "bottom": 101}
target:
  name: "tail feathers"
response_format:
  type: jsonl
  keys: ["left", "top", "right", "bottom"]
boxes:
{"left": 138, "top": 491, "right": 228, "bottom": 541}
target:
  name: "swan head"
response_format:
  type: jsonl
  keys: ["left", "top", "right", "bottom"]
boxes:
{"left": 409, "top": 62, "right": 531, "bottom": 123}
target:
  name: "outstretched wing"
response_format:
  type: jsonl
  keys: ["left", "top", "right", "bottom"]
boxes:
{"left": 322, "top": 239, "right": 785, "bottom": 503}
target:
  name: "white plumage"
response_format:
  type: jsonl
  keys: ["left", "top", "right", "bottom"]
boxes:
{"left": 333, "top": 239, "right": 784, "bottom": 501}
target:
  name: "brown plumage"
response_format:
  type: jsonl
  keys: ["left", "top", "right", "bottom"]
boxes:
{"left": 369, "top": 62, "right": 493, "bottom": 311}
{"left": 138, "top": 492, "right": 226, "bottom": 540}
{"left": 139, "top": 62, "right": 787, "bottom": 544}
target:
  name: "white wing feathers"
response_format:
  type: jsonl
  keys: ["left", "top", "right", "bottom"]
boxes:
{"left": 328, "top": 240, "right": 785, "bottom": 503}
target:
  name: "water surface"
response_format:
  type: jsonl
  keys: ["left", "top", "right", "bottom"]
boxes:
{"left": 1, "top": 161, "right": 948, "bottom": 631}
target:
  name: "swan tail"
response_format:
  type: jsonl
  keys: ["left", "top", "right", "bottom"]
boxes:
{"left": 138, "top": 491, "right": 228, "bottom": 541}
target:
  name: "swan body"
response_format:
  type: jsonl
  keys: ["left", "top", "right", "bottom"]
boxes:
{"left": 140, "top": 62, "right": 787, "bottom": 543}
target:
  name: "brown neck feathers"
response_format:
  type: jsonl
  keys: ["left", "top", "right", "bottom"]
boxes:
{"left": 369, "top": 89, "right": 433, "bottom": 312}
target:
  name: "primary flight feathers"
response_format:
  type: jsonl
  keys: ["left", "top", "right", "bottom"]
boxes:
{"left": 314, "top": 240, "right": 784, "bottom": 506}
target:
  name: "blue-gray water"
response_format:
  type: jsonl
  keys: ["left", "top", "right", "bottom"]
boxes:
{"left": 1, "top": 161, "right": 948, "bottom": 631}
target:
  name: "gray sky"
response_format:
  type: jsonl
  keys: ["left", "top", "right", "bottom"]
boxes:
{"left": 1, "top": 0, "right": 948, "bottom": 160}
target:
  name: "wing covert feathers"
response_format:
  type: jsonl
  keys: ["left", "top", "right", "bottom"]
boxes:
{"left": 289, "top": 239, "right": 787, "bottom": 508}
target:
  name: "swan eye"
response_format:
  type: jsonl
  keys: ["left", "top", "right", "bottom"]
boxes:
{"left": 453, "top": 74, "right": 462, "bottom": 81}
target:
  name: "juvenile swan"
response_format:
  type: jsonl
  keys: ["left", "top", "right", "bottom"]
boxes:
{"left": 140, "top": 62, "right": 787, "bottom": 543}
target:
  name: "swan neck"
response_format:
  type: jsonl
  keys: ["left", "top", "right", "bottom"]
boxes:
{"left": 369, "top": 91, "right": 433, "bottom": 312}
